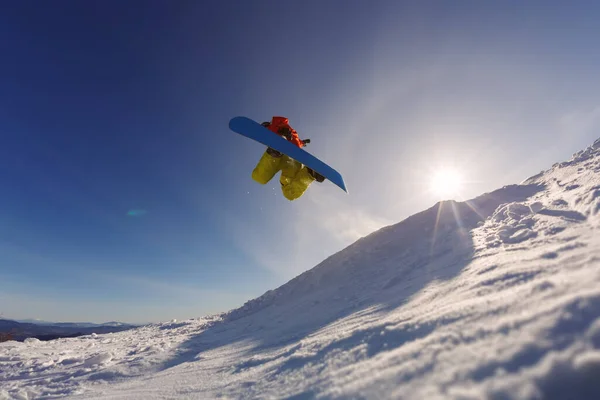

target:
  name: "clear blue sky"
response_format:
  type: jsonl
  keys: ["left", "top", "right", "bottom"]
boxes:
{"left": 2, "top": 1, "right": 600, "bottom": 323}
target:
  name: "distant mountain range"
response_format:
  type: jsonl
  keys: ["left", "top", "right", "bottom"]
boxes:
{"left": 15, "top": 319, "right": 131, "bottom": 328}
{"left": 0, "top": 318, "right": 139, "bottom": 342}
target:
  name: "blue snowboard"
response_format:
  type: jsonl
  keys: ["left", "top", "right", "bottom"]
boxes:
{"left": 229, "top": 116, "right": 348, "bottom": 193}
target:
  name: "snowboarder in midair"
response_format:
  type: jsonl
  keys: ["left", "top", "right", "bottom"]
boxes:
{"left": 252, "top": 116, "right": 325, "bottom": 201}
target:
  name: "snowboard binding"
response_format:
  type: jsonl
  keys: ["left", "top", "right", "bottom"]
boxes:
{"left": 266, "top": 147, "right": 283, "bottom": 157}
{"left": 308, "top": 167, "right": 326, "bottom": 183}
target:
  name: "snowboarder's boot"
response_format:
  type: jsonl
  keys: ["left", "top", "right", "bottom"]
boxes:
{"left": 307, "top": 167, "right": 326, "bottom": 183}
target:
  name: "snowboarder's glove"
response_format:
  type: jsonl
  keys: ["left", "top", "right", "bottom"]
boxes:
{"left": 302, "top": 139, "right": 310, "bottom": 146}
{"left": 261, "top": 121, "right": 271, "bottom": 127}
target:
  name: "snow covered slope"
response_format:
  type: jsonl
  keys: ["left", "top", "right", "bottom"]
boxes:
{"left": 2, "top": 139, "right": 600, "bottom": 399}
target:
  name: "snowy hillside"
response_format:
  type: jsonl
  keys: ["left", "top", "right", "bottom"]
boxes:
{"left": 2, "top": 139, "right": 600, "bottom": 399}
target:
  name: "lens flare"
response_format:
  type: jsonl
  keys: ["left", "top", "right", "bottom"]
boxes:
{"left": 127, "top": 209, "right": 147, "bottom": 217}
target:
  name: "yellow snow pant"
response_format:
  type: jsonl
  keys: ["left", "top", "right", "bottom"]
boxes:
{"left": 251, "top": 151, "right": 315, "bottom": 201}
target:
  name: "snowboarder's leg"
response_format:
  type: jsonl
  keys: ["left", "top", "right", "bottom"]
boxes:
{"left": 279, "top": 155, "right": 302, "bottom": 187}
{"left": 281, "top": 165, "right": 316, "bottom": 201}
{"left": 251, "top": 150, "right": 282, "bottom": 185}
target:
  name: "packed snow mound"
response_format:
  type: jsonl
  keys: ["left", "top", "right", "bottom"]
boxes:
{"left": 226, "top": 183, "right": 544, "bottom": 322}
{"left": 2, "top": 138, "right": 600, "bottom": 399}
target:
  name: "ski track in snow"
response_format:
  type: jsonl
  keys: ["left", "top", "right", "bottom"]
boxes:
{"left": 2, "top": 139, "right": 600, "bottom": 399}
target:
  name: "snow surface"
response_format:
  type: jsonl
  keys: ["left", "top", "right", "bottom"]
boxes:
{"left": 2, "top": 139, "right": 600, "bottom": 399}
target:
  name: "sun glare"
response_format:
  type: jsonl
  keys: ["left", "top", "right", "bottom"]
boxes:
{"left": 430, "top": 168, "right": 464, "bottom": 199}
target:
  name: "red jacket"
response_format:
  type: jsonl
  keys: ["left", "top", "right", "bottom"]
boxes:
{"left": 266, "top": 116, "right": 304, "bottom": 148}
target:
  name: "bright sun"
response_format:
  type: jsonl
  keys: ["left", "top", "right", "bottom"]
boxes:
{"left": 430, "top": 168, "right": 464, "bottom": 199}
